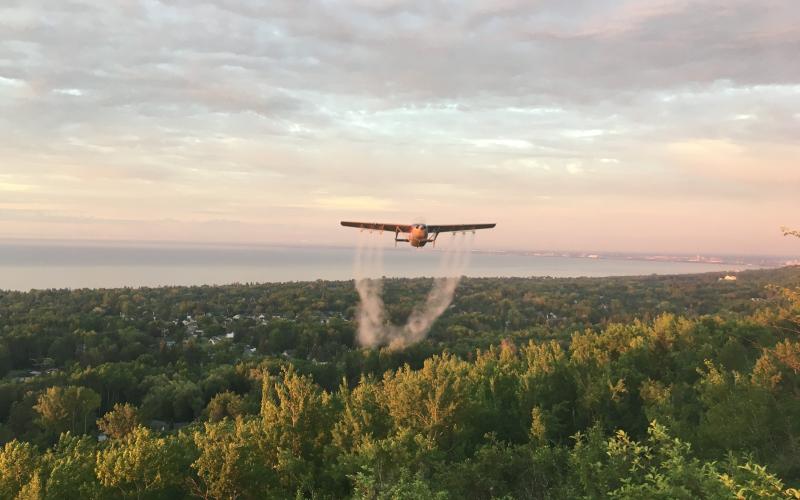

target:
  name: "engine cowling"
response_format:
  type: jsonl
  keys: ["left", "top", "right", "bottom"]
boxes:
{"left": 409, "top": 224, "right": 428, "bottom": 247}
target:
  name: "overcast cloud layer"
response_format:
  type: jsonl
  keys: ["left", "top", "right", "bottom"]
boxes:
{"left": 1, "top": 0, "right": 798, "bottom": 254}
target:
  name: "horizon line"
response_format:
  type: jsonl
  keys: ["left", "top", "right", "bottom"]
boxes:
{"left": 0, "top": 236, "right": 796, "bottom": 260}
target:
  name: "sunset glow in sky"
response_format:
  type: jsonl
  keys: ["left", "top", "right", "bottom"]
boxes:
{"left": 1, "top": 1, "right": 798, "bottom": 254}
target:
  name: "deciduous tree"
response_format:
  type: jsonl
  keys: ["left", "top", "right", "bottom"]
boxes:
{"left": 97, "top": 403, "right": 141, "bottom": 439}
{"left": 34, "top": 386, "right": 101, "bottom": 436}
{"left": 0, "top": 440, "right": 39, "bottom": 499}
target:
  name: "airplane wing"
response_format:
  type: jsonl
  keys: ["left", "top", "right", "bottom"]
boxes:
{"left": 341, "top": 221, "right": 413, "bottom": 232}
{"left": 427, "top": 223, "right": 496, "bottom": 233}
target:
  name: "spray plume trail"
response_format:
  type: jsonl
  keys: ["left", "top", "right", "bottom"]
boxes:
{"left": 354, "top": 232, "right": 474, "bottom": 350}
{"left": 354, "top": 231, "right": 386, "bottom": 347}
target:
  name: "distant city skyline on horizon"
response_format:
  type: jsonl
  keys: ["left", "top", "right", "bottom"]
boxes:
{"left": 1, "top": 1, "right": 798, "bottom": 256}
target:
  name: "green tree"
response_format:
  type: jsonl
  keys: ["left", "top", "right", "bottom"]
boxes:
{"left": 16, "top": 470, "right": 43, "bottom": 500}
{"left": 570, "top": 421, "right": 797, "bottom": 499}
{"left": 191, "top": 418, "right": 276, "bottom": 499}
{"left": 141, "top": 377, "right": 203, "bottom": 423}
{"left": 332, "top": 377, "right": 391, "bottom": 453}
{"left": 695, "top": 360, "right": 781, "bottom": 463}
{"left": 379, "top": 354, "right": 475, "bottom": 451}
{"left": 205, "top": 391, "right": 244, "bottom": 423}
{"left": 434, "top": 438, "right": 572, "bottom": 500}
{"left": 97, "top": 403, "right": 141, "bottom": 439}
{"left": 345, "top": 431, "right": 441, "bottom": 500}
{"left": 354, "top": 466, "right": 448, "bottom": 500}
{"left": 34, "top": 386, "right": 101, "bottom": 436}
{"left": 259, "top": 368, "right": 335, "bottom": 495}
{"left": 95, "top": 426, "right": 187, "bottom": 499}
{"left": 41, "top": 433, "right": 100, "bottom": 499}
{"left": 0, "top": 440, "right": 39, "bottom": 499}
{"left": 0, "top": 344, "right": 11, "bottom": 377}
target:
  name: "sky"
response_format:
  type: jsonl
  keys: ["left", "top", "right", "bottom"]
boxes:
{"left": 0, "top": 0, "right": 798, "bottom": 255}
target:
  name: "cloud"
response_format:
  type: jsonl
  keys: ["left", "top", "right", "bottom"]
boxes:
{"left": 0, "top": 1, "right": 797, "bottom": 253}
{"left": 666, "top": 139, "right": 800, "bottom": 185}
{"left": 309, "top": 196, "right": 396, "bottom": 211}
{"left": 566, "top": 163, "right": 585, "bottom": 175}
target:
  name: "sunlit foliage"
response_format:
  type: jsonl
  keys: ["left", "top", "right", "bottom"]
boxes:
{"left": 0, "top": 265, "right": 798, "bottom": 496}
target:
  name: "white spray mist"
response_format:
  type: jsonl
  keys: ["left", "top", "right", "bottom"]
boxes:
{"left": 353, "top": 232, "right": 474, "bottom": 350}
{"left": 354, "top": 231, "right": 387, "bottom": 347}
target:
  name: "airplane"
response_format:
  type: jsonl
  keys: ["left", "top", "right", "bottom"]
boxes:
{"left": 341, "top": 221, "right": 496, "bottom": 247}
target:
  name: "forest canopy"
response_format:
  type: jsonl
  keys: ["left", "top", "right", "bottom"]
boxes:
{"left": 0, "top": 265, "right": 798, "bottom": 498}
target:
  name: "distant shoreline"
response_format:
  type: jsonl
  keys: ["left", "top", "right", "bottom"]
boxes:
{"left": 0, "top": 242, "right": 784, "bottom": 291}
{"left": 469, "top": 249, "right": 794, "bottom": 268}
{"left": 1, "top": 238, "right": 794, "bottom": 267}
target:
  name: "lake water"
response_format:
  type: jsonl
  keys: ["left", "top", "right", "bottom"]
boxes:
{"left": 0, "top": 242, "right": 751, "bottom": 291}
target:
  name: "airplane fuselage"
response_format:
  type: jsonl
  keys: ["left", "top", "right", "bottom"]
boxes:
{"left": 409, "top": 224, "right": 429, "bottom": 247}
